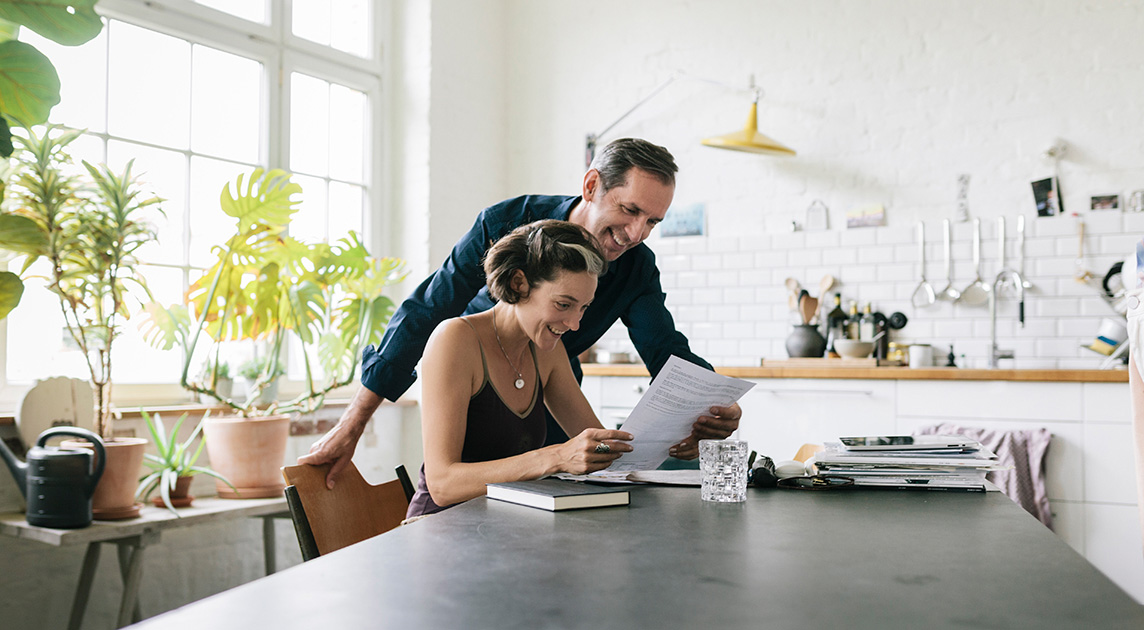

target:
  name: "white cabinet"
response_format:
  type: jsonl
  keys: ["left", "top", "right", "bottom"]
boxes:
{"left": 738, "top": 379, "right": 894, "bottom": 461}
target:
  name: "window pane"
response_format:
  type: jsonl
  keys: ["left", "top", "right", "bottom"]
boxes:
{"left": 331, "top": 0, "right": 370, "bottom": 58}
{"left": 329, "top": 182, "right": 363, "bottom": 244}
{"left": 195, "top": 0, "right": 267, "bottom": 24}
{"left": 107, "top": 141, "right": 188, "bottom": 265}
{"left": 329, "top": 84, "right": 366, "bottom": 183}
{"left": 192, "top": 46, "right": 262, "bottom": 163}
{"left": 290, "top": 73, "right": 329, "bottom": 177}
{"left": 108, "top": 21, "right": 191, "bottom": 148}
{"left": 112, "top": 266, "right": 183, "bottom": 383}
{"left": 292, "top": 0, "right": 331, "bottom": 46}
{"left": 69, "top": 134, "right": 106, "bottom": 168}
{"left": 189, "top": 157, "right": 254, "bottom": 267}
{"left": 5, "top": 260, "right": 88, "bottom": 382}
{"left": 18, "top": 28, "right": 108, "bottom": 131}
{"left": 291, "top": 174, "right": 328, "bottom": 243}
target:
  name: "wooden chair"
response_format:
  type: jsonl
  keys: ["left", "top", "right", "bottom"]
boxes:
{"left": 793, "top": 443, "right": 824, "bottom": 463}
{"left": 281, "top": 462, "right": 415, "bottom": 561}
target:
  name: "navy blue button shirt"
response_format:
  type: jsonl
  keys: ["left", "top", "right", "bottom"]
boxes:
{"left": 360, "top": 194, "right": 711, "bottom": 401}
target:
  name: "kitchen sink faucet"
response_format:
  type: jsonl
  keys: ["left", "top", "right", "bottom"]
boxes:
{"left": 989, "top": 268, "right": 1026, "bottom": 368}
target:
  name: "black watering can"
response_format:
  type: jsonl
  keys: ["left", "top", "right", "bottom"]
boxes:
{"left": 0, "top": 427, "right": 105, "bottom": 528}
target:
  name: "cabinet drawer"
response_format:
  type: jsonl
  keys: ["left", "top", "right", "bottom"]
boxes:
{"left": 600, "top": 376, "right": 653, "bottom": 408}
{"left": 898, "top": 381, "right": 1082, "bottom": 422}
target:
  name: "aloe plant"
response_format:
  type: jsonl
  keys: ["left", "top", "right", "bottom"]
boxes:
{"left": 140, "top": 167, "right": 406, "bottom": 417}
{"left": 0, "top": 125, "right": 161, "bottom": 438}
{"left": 0, "top": 0, "right": 104, "bottom": 156}
{"left": 136, "top": 410, "right": 235, "bottom": 515}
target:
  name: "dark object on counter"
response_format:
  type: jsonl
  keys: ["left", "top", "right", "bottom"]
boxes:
{"left": 748, "top": 453, "right": 778, "bottom": 488}
{"left": 786, "top": 324, "right": 827, "bottom": 358}
{"left": 0, "top": 427, "right": 105, "bottom": 528}
{"left": 888, "top": 311, "right": 909, "bottom": 330}
{"left": 873, "top": 312, "right": 889, "bottom": 359}
{"left": 947, "top": 345, "right": 957, "bottom": 368}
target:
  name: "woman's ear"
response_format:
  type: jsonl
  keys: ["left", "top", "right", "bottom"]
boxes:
{"left": 510, "top": 269, "right": 530, "bottom": 299}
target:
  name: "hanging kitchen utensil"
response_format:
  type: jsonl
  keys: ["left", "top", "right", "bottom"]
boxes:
{"left": 995, "top": 217, "right": 1015, "bottom": 292}
{"left": 910, "top": 221, "right": 937, "bottom": 308}
{"left": 938, "top": 219, "right": 961, "bottom": 301}
{"left": 1075, "top": 217, "right": 1094, "bottom": 283}
{"left": 958, "top": 218, "right": 990, "bottom": 306}
{"left": 887, "top": 311, "right": 909, "bottom": 330}
{"left": 1016, "top": 215, "right": 1033, "bottom": 289}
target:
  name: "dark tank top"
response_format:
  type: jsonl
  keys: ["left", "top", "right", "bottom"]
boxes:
{"left": 407, "top": 319, "right": 546, "bottom": 518}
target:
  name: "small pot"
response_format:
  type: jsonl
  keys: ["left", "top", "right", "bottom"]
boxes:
{"left": 62, "top": 437, "right": 148, "bottom": 520}
{"left": 203, "top": 414, "right": 289, "bottom": 499}
{"left": 785, "top": 324, "right": 827, "bottom": 358}
{"left": 152, "top": 475, "right": 195, "bottom": 508}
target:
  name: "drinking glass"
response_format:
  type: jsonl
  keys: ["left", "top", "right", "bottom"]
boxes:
{"left": 700, "top": 439, "right": 748, "bottom": 502}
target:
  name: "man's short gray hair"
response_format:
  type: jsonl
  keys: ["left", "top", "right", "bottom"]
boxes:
{"left": 589, "top": 138, "right": 677, "bottom": 193}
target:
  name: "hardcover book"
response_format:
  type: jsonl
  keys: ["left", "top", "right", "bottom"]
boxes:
{"left": 486, "top": 478, "right": 630, "bottom": 511}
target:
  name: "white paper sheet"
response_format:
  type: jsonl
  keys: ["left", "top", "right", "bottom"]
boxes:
{"left": 603, "top": 355, "right": 756, "bottom": 472}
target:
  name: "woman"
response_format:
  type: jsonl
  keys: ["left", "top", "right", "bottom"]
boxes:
{"left": 407, "top": 220, "right": 651, "bottom": 517}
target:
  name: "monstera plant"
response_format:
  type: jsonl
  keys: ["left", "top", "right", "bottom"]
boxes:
{"left": 141, "top": 167, "right": 406, "bottom": 417}
{"left": 139, "top": 167, "right": 404, "bottom": 499}
{"left": 0, "top": 0, "right": 104, "bottom": 157}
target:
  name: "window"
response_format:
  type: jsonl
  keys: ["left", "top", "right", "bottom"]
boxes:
{"left": 2, "top": 0, "right": 382, "bottom": 403}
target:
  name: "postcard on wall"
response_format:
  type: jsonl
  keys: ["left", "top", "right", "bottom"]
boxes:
{"left": 660, "top": 202, "right": 705, "bottom": 237}
{"left": 1032, "top": 177, "right": 1063, "bottom": 217}
{"left": 1091, "top": 194, "right": 1120, "bottom": 211}
{"left": 846, "top": 204, "right": 886, "bottom": 228}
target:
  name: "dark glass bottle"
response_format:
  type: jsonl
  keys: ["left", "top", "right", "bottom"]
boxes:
{"left": 824, "top": 293, "right": 846, "bottom": 356}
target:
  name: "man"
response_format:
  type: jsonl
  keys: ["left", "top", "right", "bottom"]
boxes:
{"left": 300, "top": 138, "right": 742, "bottom": 487}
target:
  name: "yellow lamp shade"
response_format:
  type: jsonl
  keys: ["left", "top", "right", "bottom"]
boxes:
{"left": 702, "top": 101, "right": 795, "bottom": 156}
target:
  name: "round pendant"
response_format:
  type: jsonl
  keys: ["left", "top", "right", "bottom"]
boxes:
{"left": 514, "top": 378, "right": 525, "bottom": 390}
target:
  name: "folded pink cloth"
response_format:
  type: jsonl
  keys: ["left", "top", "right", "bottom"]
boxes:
{"left": 917, "top": 423, "right": 1052, "bottom": 529}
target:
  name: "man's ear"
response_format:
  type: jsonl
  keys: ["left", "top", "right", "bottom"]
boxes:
{"left": 510, "top": 269, "right": 530, "bottom": 299}
{"left": 582, "top": 168, "right": 600, "bottom": 201}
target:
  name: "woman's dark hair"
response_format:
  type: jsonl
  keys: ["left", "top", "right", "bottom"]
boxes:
{"left": 590, "top": 138, "right": 677, "bottom": 193}
{"left": 484, "top": 220, "right": 608, "bottom": 304}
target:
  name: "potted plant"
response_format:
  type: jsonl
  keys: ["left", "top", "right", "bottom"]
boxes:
{"left": 140, "top": 167, "right": 405, "bottom": 499}
{"left": 137, "top": 410, "right": 234, "bottom": 515}
{"left": 198, "top": 359, "right": 233, "bottom": 404}
{"left": 0, "top": 125, "right": 161, "bottom": 519}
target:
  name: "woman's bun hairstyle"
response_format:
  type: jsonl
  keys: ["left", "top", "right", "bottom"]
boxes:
{"left": 484, "top": 220, "right": 608, "bottom": 304}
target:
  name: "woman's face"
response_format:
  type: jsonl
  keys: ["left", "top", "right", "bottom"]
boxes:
{"left": 515, "top": 270, "right": 598, "bottom": 351}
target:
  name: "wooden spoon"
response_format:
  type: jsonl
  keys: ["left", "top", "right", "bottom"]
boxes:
{"left": 799, "top": 294, "right": 818, "bottom": 325}
{"left": 818, "top": 274, "right": 835, "bottom": 298}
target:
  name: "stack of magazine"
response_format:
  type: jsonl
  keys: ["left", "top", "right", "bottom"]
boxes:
{"left": 812, "top": 435, "right": 1005, "bottom": 492}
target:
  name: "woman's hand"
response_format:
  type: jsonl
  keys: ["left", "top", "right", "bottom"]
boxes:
{"left": 668, "top": 403, "right": 742, "bottom": 460}
{"left": 556, "top": 428, "right": 634, "bottom": 474}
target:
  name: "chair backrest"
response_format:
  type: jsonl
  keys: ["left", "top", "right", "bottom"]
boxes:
{"left": 281, "top": 462, "right": 414, "bottom": 561}
{"left": 793, "top": 443, "right": 824, "bottom": 463}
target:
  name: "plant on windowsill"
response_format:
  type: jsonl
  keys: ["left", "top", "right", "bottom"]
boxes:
{"left": 137, "top": 410, "right": 235, "bottom": 515}
{"left": 0, "top": 124, "right": 162, "bottom": 519}
{"left": 139, "top": 167, "right": 406, "bottom": 498}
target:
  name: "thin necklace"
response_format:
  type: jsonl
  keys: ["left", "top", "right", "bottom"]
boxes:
{"left": 492, "top": 309, "right": 526, "bottom": 390}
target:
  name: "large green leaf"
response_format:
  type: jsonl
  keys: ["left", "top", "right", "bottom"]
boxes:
{"left": 219, "top": 168, "right": 301, "bottom": 232}
{"left": 0, "top": 39, "right": 60, "bottom": 125}
{"left": 137, "top": 302, "right": 190, "bottom": 351}
{"left": 0, "top": 270, "right": 23, "bottom": 320}
{"left": 0, "top": 213, "right": 48, "bottom": 255}
{"left": 0, "top": 1, "right": 102, "bottom": 46}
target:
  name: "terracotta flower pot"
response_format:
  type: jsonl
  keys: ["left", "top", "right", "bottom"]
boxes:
{"left": 203, "top": 414, "right": 290, "bottom": 499}
{"left": 63, "top": 437, "right": 148, "bottom": 520}
{"left": 152, "top": 475, "right": 195, "bottom": 508}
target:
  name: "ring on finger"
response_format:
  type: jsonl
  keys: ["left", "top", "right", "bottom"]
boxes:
{"left": 594, "top": 442, "right": 611, "bottom": 454}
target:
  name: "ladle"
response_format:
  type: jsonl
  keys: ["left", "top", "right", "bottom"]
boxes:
{"left": 784, "top": 277, "right": 801, "bottom": 310}
{"left": 910, "top": 221, "right": 937, "bottom": 308}
{"left": 937, "top": 219, "right": 961, "bottom": 301}
{"left": 958, "top": 218, "right": 990, "bottom": 306}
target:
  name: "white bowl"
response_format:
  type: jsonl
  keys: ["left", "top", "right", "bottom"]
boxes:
{"left": 834, "top": 339, "right": 875, "bottom": 359}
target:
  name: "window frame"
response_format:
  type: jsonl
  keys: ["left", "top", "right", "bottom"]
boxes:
{"left": 0, "top": 0, "right": 388, "bottom": 409}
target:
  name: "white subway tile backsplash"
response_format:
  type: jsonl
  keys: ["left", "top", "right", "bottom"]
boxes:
{"left": 652, "top": 205, "right": 1129, "bottom": 367}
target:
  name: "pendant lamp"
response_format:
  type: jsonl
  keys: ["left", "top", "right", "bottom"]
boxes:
{"left": 701, "top": 96, "right": 795, "bottom": 156}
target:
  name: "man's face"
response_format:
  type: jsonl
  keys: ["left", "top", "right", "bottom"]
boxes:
{"left": 575, "top": 167, "right": 674, "bottom": 261}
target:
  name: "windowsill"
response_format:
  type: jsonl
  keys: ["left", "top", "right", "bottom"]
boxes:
{"left": 0, "top": 396, "right": 418, "bottom": 435}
